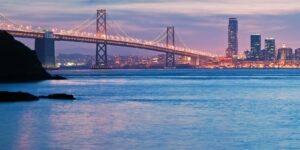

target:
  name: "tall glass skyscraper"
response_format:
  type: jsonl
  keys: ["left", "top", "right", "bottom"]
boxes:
{"left": 265, "top": 38, "right": 275, "bottom": 51}
{"left": 265, "top": 38, "right": 276, "bottom": 60}
{"left": 250, "top": 34, "right": 261, "bottom": 60}
{"left": 226, "top": 18, "right": 238, "bottom": 58}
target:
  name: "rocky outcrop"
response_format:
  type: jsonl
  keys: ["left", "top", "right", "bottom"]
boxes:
{"left": 0, "top": 91, "right": 75, "bottom": 102}
{"left": 0, "top": 91, "right": 39, "bottom": 102}
{"left": 0, "top": 31, "right": 65, "bottom": 82}
{"left": 39, "top": 94, "right": 75, "bottom": 100}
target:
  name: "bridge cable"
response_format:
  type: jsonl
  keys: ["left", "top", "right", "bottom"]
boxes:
{"left": 174, "top": 32, "right": 190, "bottom": 49}
{"left": 74, "top": 19, "right": 95, "bottom": 32}
{"left": 152, "top": 29, "right": 167, "bottom": 43}
{"left": 107, "top": 14, "right": 131, "bottom": 38}
{"left": 0, "top": 13, "right": 19, "bottom": 27}
{"left": 106, "top": 21, "right": 124, "bottom": 37}
{"left": 70, "top": 14, "right": 96, "bottom": 32}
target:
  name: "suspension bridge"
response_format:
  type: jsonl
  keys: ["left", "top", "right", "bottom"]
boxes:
{"left": 0, "top": 9, "right": 216, "bottom": 69}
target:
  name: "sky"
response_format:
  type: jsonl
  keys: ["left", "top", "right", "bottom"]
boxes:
{"left": 1, "top": 0, "right": 300, "bottom": 56}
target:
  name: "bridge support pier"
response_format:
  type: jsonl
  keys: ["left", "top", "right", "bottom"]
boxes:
{"left": 35, "top": 32, "right": 56, "bottom": 68}
{"left": 196, "top": 56, "right": 200, "bottom": 66}
{"left": 190, "top": 56, "right": 200, "bottom": 67}
{"left": 93, "top": 42, "right": 109, "bottom": 69}
{"left": 165, "top": 26, "right": 176, "bottom": 69}
{"left": 92, "top": 9, "right": 110, "bottom": 69}
{"left": 165, "top": 52, "right": 175, "bottom": 68}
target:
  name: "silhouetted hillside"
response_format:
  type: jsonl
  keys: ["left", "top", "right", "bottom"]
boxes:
{"left": 0, "top": 30, "right": 63, "bottom": 82}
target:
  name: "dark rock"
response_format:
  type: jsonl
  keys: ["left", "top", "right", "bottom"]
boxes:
{"left": 0, "top": 31, "right": 66, "bottom": 82}
{"left": 0, "top": 91, "right": 39, "bottom": 102}
{"left": 39, "top": 93, "right": 75, "bottom": 100}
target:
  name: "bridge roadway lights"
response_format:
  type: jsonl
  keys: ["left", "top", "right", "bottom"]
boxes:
{"left": 35, "top": 32, "right": 56, "bottom": 69}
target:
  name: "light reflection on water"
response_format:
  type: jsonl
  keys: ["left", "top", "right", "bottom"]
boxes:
{"left": 1, "top": 69, "right": 300, "bottom": 149}
{"left": 15, "top": 109, "right": 35, "bottom": 150}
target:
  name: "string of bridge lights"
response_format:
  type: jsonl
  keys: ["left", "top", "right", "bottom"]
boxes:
{"left": 0, "top": 13, "right": 216, "bottom": 57}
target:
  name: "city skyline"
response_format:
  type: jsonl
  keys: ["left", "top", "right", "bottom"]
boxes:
{"left": 1, "top": 0, "right": 300, "bottom": 55}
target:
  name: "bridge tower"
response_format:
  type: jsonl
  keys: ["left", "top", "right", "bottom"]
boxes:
{"left": 93, "top": 9, "right": 110, "bottom": 69}
{"left": 165, "top": 26, "right": 176, "bottom": 68}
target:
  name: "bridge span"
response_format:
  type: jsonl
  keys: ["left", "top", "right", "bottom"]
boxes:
{"left": 0, "top": 9, "right": 216, "bottom": 69}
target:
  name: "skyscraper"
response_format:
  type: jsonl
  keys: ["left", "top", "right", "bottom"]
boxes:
{"left": 265, "top": 38, "right": 275, "bottom": 51}
{"left": 250, "top": 34, "right": 261, "bottom": 60}
{"left": 226, "top": 18, "right": 238, "bottom": 58}
{"left": 264, "top": 38, "right": 276, "bottom": 60}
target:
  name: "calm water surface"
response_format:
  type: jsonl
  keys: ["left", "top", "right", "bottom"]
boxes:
{"left": 1, "top": 69, "right": 300, "bottom": 150}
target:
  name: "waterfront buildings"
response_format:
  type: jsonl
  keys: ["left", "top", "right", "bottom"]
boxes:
{"left": 245, "top": 36, "right": 277, "bottom": 61}
{"left": 225, "top": 30, "right": 300, "bottom": 68}
{"left": 295, "top": 48, "right": 300, "bottom": 61}
{"left": 226, "top": 18, "right": 238, "bottom": 58}
{"left": 277, "top": 44, "right": 293, "bottom": 60}
{"left": 219, "top": 17, "right": 300, "bottom": 69}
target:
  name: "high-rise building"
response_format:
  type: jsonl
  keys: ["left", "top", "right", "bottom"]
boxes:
{"left": 295, "top": 48, "right": 300, "bottom": 61}
{"left": 226, "top": 18, "right": 238, "bottom": 58}
{"left": 250, "top": 34, "right": 261, "bottom": 60}
{"left": 264, "top": 38, "right": 276, "bottom": 60}
{"left": 277, "top": 44, "right": 293, "bottom": 60}
{"left": 265, "top": 38, "right": 275, "bottom": 51}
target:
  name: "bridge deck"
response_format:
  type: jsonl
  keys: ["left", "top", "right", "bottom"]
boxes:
{"left": 3, "top": 30, "right": 212, "bottom": 59}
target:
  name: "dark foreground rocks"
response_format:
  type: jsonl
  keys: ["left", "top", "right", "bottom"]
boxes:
{"left": 0, "top": 31, "right": 66, "bottom": 82}
{"left": 39, "top": 94, "right": 75, "bottom": 100}
{"left": 0, "top": 91, "right": 75, "bottom": 102}
{"left": 0, "top": 91, "right": 39, "bottom": 102}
